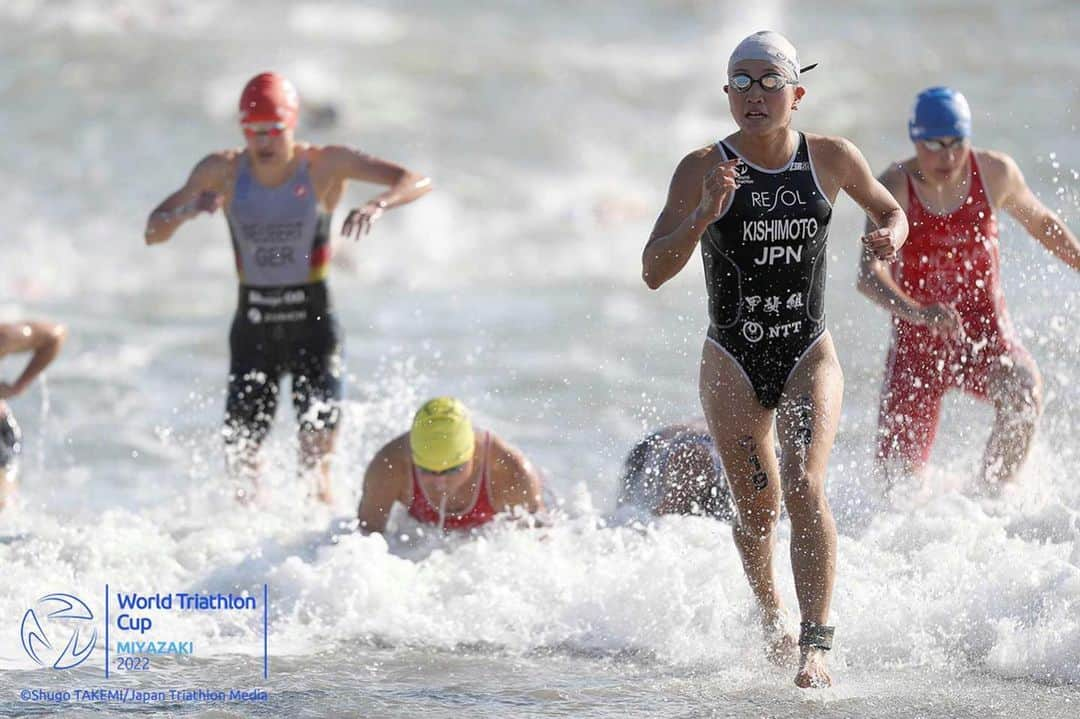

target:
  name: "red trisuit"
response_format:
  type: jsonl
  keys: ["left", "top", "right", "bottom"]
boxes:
{"left": 877, "top": 157, "right": 1030, "bottom": 469}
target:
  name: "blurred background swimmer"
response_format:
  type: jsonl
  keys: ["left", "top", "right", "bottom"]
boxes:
{"left": 617, "top": 421, "right": 735, "bottom": 521}
{"left": 0, "top": 320, "right": 66, "bottom": 511}
{"left": 357, "top": 398, "right": 544, "bottom": 534}
{"left": 859, "top": 87, "right": 1080, "bottom": 497}
{"left": 144, "top": 72, "right": 431, "bottom": 504}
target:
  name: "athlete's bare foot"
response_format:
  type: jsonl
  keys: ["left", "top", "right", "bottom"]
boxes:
{"left": 794, "top": 646, "right": 831, "bottom": 688}
{"left": 766, "top": 631, "right": 798, "bottom": 665}
{"left": 761, "top": 611, "right": 797, "bottom": 665}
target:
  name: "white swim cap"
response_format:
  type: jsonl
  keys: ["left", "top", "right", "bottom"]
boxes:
{"left": 728, "top": 31, "right": 814, "bottom": 82}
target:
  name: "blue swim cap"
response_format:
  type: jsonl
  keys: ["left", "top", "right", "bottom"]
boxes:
{"left": 909, "top": 87, "right": 972, "bottom": 141}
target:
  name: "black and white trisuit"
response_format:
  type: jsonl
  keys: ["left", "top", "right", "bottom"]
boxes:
{"left": 701, "top": 132, "right": 833, "bottom": 409}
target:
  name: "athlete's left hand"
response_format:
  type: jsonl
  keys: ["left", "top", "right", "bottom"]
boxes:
{"left": 0, "top": 382, "right": 19, "bottom": 400}
{"left": 861, "top": 227, "right": 897, "bottom": 261}
{"left": 342, "top": 201, "right": 386, "bottom": 240}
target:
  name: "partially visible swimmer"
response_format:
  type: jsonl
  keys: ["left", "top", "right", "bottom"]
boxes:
{"left": 618, "top": 422, "right": 735, "bottom": 522}
{"left": 145, "top": 72, "right": 431, "bottom": 504}
{"left": 860, "top": 87, "right": 1080, "bottom": 495}
{"left": 0, "top": 320, "right": 67, "bottom": 511}
{"left": 356, "top": 398, "right": 544, "bottom": 533}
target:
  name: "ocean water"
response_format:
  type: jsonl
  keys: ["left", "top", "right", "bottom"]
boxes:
{"left": 1, "top": 0, "right": 1079, "bottom": 716}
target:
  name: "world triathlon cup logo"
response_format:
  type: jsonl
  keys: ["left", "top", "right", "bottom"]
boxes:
{"left": 20, "top": 593, "right": 98, "bottom": 669}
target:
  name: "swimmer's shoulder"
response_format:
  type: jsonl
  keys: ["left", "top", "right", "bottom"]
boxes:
{"left": 365, "top": 433, "right": 413, "bottom": 501}
{"left": 189, "top": 150, "right": 240, "bottom": 189}
{"left": 677, "top": 141, "right": 729, "bottom": 174}
{"left": 877, "top": 159, "right": 915, "bottom": 210}
{"left": 802, "top": 132, "right": 862, "bottom": 174}
{"left": 369, "top": 433, "right": 411, "bottom": 471}
{"left": 972, "top": 148, "right": 1023, "bottom": 202}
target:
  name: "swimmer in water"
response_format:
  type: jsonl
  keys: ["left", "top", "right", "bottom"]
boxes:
{"left": 356, "top": 397, "right": 544, "bottom": 533}
{"left": 642, "top": 31, "right": 908, "bottom": 687}
{"left": 860, "top": 87, "right": 1080, "bottom": 495}
{"left": 145, "top": 72, "right": 432, "bottom": 504}
{"left": 0, "top": 320, "right": 67, "bottom": 511}
{"left": 617, "top": 422, "right": 735, "bottom": 522}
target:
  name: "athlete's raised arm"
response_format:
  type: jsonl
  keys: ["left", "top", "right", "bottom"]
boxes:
{"left": 321, "top": 146, "right": 432, "bottom": 240}
{"left": 642, "top": 149, "right": 740, "bottom": 289}
{"left": 144, "top": 153, "right": 231, "bottom": 245}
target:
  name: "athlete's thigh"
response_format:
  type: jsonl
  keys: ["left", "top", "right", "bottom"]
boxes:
{"left": 225, "top": 319, "right": 281, "bottom": 442}
{"left": 776, "top": 332, "right": 843, "bottom": 488}
{"left": 699, "top": 340, "right": 781, "bottom": 518}
{"left": 290, "top": 329, "right": 344, "bottom": 434}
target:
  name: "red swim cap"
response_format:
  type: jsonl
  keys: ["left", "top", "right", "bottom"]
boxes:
{"left": 238, "top": 72, "right": 299, "bottom": 128}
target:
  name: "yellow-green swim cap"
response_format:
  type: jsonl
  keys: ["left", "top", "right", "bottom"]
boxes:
{"left": 410, "top": 397, "right": 475, "bottom": 472}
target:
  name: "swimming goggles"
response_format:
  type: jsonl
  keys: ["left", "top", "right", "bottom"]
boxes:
{"left": 242, "top": 121, "right": 288, "bottom": 138}
{"left": 919, "top": 137, "right": 967, "bottom": 152}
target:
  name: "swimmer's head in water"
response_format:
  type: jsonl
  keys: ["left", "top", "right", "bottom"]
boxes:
{"left": 410, "top": 397, "right": 475, "bottom": 473}
{"left": 726, "top": 31, "right": 813, "bottom": 134}
{"left": 909, "top": 86, "right": 972, "bottom": 142}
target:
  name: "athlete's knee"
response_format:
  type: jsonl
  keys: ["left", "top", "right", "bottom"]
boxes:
{"left": 782, "top": 473, "right": 829, "bottom": 522}
{"left": 299, "top": 427, "right": 335, "bottom": 459}
{"left": 222, "top": 415, "right": 267, "bottom": 454}
{"left": 297, "top": 400, "right": 341, "bottom": 435}
{"left": 1018, "top": 363, "right": 1043, "bottom": 416}
{"left": 994, "top": 362, "right": 1043, "bottom": 423}
{"left": 734, "top": 500, "right": 780, "bottom": 539}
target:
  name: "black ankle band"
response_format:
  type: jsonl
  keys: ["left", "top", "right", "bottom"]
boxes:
{"left": 798, "top": 621, "right": 834, "bottom": 651}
